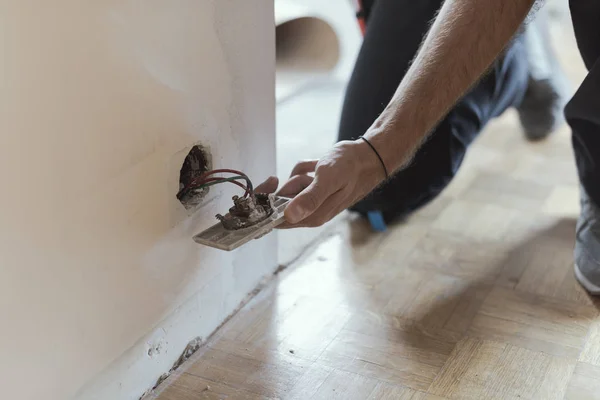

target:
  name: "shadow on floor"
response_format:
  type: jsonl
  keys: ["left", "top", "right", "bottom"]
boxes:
{"left": 348, "top": 216, "right": 600, "bottom": 353}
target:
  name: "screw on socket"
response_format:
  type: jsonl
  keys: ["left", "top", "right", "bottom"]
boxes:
{"left": 216, "top": 194, "right": 275, "bottom": 231}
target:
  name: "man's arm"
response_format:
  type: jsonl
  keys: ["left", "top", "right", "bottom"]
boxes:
{"left": 264, "top": 0, "right": 539, "bottom": 226}
{"left": 366, "top": 0, "right": 537, "bottom": 173}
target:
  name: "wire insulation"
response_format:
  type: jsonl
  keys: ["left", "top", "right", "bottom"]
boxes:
{"left": 181, "top": 169, "right": 254, "bottom": 198}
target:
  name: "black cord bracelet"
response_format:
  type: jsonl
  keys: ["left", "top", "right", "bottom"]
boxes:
{"left": 359, "top": 136, "right": 389, "bottom": 179}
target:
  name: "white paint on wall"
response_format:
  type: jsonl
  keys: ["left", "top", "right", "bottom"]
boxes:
{"left": 0, "top": 1, "right": 276, "bottom": 400}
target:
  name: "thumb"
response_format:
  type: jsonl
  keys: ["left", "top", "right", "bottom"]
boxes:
{"left": 254, "top": 176, "right": 279, "bottom": 194}
{"left": 284, "top": 180, "right": 330, "bottom": 224}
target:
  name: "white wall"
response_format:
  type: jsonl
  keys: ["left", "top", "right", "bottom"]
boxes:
{"left": 0, "top": 1, "right": 277, "bottom": 400}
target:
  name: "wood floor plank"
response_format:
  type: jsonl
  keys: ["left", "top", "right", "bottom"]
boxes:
{"left": 219, "top": 290, "right": 352, "bottom": 362}
{"left": 368, "top": 382, "right": 447, "bottom": 400}
{"left": 308, "top": 369, "right": 380, "bottom": 400}
{"left": 579, "top": 319, "right": 600, "bottom": 366}
{"left": 283, "top": 365, "right": 385, "bottom": 400}
{"left": 536, "top": 356, "right": 577, "bottom": 400}
{"left": 404, "top": 230, "right": 508, "bottom": 282}
{"left": 277, "top": 233, "right": 423, "bottom": 312}
{"left": 184, "top": 348, "right": 308, "bottom": 398}
{"left": 284, "top": 365, "right": 334, "bottom": 400}
{"left": 435, "top": 201, "right": 523, "bottom": 242}
{"left": 514, "top": 236, "right": 580, "bottom": 300}
{"left": 460, "top": 172, "right": 554, "bottom": 212}
{"left": 565, "top": 362, "right": 600, "bottom": 400}
{"left": 384, "top": 269, "right": 467, "bottom": 329}
{"left": 429, "top": 338, "right": 576, "bottom": 400}
{"left": 381, "top": 265, "right": 492, "bottom": 338}
{"left": 558, "top": 270, "right": 599, "bottom": 307}
{"left": 467, "top": 287, "right": 596, "bottom": 358}
{"left": 155, "top": 373, "right": 270, "bottom": 400}
{"left": 316, "top": 334, "right": 443, "bottom": 391}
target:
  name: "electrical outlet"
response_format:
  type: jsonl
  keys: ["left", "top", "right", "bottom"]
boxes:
{"left": 193, "top": 196, "right": 289, "bottom": 251}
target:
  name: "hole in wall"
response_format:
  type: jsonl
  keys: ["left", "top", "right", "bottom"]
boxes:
{"left": 276, "top": 17, "right": 340, "bottom": 97}
{"left": 177, "top": 145, "right": 211, "bottom": 209}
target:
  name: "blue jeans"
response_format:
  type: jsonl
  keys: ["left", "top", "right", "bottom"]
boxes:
{"left": 340, "top": 0, "right": 599, "bottom": 221}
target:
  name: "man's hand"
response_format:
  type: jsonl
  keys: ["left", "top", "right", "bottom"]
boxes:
{"left": 255, "top": 140, "right": 386, "bottom": 228}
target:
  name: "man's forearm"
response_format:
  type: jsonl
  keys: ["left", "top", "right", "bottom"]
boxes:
{"left": 364, "top": 0, "right": 537, "bottom": 173}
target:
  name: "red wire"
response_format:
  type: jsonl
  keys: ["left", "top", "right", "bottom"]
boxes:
{"left": 202, "top": 177, "right": 249, "bottom": 193}
{"left": 181, "top": 169, "right": 253, "bottom": 198}
{"left": 190, "top": 169, "right": 248, "bottom": 186}
{"left": 187, "top": 174, "right": 251, "bottom": 197}
{"left": 201, "top": 169, "right": 247, "bottom": 180}
{"left": 200, "top": 177, "right": 247, "bottom": 186}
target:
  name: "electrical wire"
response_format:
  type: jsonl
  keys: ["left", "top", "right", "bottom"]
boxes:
{"left": 180, "top": 178, "right": 248, "bottom": 198}
{"left": 207, "top": 169, "right": 253, "bottom": 192}
{"left": 200, "top": 176, "right": 249, "bottom": 188}
{"left": 191, "top": 169, "right": 252, "bottom": 190}
{"left": 195, "top": 176, "right": 249, "bottom": 192}
{"left": 181, "top": 169, "right": 254, "bottom": 198}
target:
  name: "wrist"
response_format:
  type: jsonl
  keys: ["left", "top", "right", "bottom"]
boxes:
{"left": 363, "top": 125, "right": 415, "bottom": 175}
{"left": 352, "top": 138, "right": 388, "bottom": 184}
{"left": 358, "top": 136, "right": 389, "bottom": 178}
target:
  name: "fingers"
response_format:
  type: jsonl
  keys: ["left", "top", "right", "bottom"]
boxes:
{"left": 290, "top": 160, "right": 318, "bottom": 177}
{"left": 274, "top": 160, "right": 318, "bottom": 198}
{"left": 276, "top": 174, "right": 313, "bottom": 198}
{"left": 255, "top": 160, "right": 317, "bottom": 197}
{"left": 279, "top": 188, "right": 346, "bottom": 228}
{"left": 284, "top": 178, "right": 333, "bottom": 224}
{"left": 254, "top": 176, "right": 279, "bottom": 194}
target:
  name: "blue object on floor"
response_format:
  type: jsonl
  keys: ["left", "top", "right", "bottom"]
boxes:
{"left": 367, "top": 211, "right": 387, "bottom": 232}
